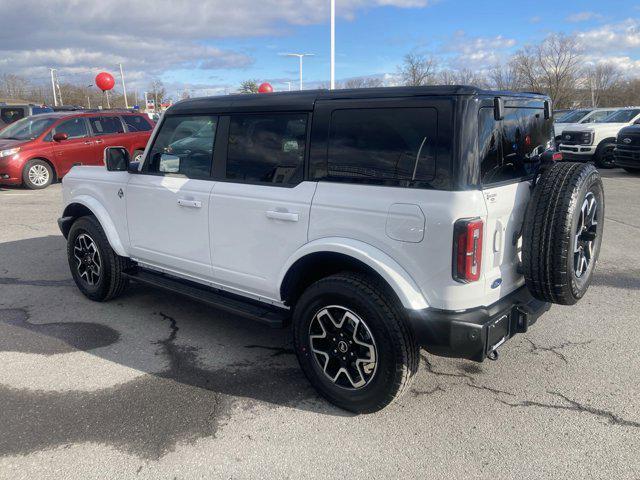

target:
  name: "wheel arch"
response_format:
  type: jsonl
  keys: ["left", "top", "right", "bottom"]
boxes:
{"left": 279, "top": 238, "right": 428, "bottom": 310}
{"left": 61, "top": 196, "right": 127, "bottom": 256}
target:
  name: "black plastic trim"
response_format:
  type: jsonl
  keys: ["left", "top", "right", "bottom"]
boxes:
{"left": 407, "top": 286, "right": 550, "bottom": 362}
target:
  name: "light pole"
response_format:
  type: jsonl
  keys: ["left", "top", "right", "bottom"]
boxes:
{"left": 49, "top": 68, "right": 58, "bottom": 106}
{"left": 330, "top": 0, "right": 335, "bottom": 90}
{"left": 118, "top": 63, "right": 129, "bottom": 109}
{"left": 282, "top": 53, "right": 315, "bottom": 90}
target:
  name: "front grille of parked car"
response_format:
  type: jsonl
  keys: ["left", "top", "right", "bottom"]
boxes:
{"left": 615, "top": 132, "right": 640, "bottom": 164}
{"left": 561, "top": 131, "right": 592, "bottom": 145}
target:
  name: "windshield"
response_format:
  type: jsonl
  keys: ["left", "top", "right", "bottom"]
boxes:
{"left": 0, "top": 116, "right": 57, "bottom": 140}
{"left": 603, "top": 109, "right": 640, "bottom": 123}
{"left": 556, "top": 110, "right": 591, "bottom": 123}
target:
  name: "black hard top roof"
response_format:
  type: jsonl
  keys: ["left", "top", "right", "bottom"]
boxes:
{"left": 168, "top": 85, "right": 549, "bottom": 115}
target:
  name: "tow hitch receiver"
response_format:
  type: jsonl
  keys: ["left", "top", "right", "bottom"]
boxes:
{"left": 486, "top": 314, "right": 510, "bottom": 360}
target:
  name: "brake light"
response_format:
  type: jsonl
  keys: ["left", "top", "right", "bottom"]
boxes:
{"left": 552, "top": 152, "right": 563, "bottom": 161}
{"left": 453, "top": 218, "right": 483, "bottom": 283}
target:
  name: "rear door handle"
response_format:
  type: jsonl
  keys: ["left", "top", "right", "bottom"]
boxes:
{"left": 266, "top": 210, "right": 299, "bottom": 222}
{"left": 177, "top": 199, "right": 202, "bottom": 208}
{"left": 84, "top": 141, "right": 94, "bottom": 145}
{"left": 95, "top": 139, "right": 104, "bottom": 145}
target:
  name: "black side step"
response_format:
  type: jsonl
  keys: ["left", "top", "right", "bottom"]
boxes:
{"left": 124, "top": 267, "right": 289, "bottom": 328}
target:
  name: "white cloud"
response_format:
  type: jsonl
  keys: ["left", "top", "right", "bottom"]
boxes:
{"left": 0, "top": 0, "right": 434, "bottom": 90}
{"left": 566, "top": 11, "right": 602, "bottom": 23}
{"left": 443, "top": 32, "right": 517, "bottom": 70}
{"left": 576, "top": 18, "right": 640, "bottom": 51}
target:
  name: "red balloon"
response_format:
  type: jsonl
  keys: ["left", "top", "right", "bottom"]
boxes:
{"left": 258, "top": 82, "right": 273, "bottom": 93}
{"left": 95, "top": 72, "right": 115, "bottom": 92}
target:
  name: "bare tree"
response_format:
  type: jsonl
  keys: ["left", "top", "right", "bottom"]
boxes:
{"left": 438, "top": 68, "right": 488, "bottom": 87}
{"left": 584, "top": 63, "right": 623, "bottom": 107}
{"left": 343, "top": 76, "right": 384, "bottom": 89}
{"left": 512, "top": 33, "right": 582, "bottom": 108}
{"left": 0, "top": 74, "right": 31, "bottom": 100}
{"left": 238, "top": 79, "right": 259, "bottom": 94}
{"left": 488, "top": 61, "right": 521, "bottom": 91}
{"left": 149, "top": 79, "right": 166, "bottom": 105}
{"left": 398, "top": 53, "right": 437, "bottom": 86}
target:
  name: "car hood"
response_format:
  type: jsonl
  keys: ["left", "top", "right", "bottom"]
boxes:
{"left": 0, "top": 138, "right": 29, "bottom": 150}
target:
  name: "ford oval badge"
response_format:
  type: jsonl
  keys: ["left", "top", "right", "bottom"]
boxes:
{"left": 491, "top": 278, "right": 503, "bottom": 289}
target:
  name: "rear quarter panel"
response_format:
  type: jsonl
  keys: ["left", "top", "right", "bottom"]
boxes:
{"left": 308, "top": 182, "right": 488, "bottom": 311}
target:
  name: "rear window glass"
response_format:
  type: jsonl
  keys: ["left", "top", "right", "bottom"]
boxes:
{"left": 123, "top": 115, "right": 153, "bottom": 132}
{"left": 327, "top": 108, "right": 437, "bottom": 185}
{"left": 479, "top": 107, "right": 550, "bottom": 186}
{"left": 88, "top": 116, "right": 124, "bottom": 136}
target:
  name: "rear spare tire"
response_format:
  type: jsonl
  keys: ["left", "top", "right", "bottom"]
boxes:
{"left": 522, "top": 162, "right": 604, "bottom": 305}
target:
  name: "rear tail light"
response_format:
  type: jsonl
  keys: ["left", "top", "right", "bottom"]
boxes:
{"left": 453, "top": 218, "right": 483, "bottom": 283}
{"left": 552, "top": 152, "right": 563, "bottom": 162}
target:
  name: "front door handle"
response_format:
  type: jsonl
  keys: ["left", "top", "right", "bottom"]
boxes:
{"left": 266, "top": 210, "right": 299, "bottom": 222}
{"left": 177, "top": 198, "right": 202, "bottom": 208}
{"left": 95, "top": 139, "right": 104, "bottom": 145}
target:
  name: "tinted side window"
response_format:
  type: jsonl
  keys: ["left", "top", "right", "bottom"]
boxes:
{"left": 226, "top": 113, "right": 307, "bottom": 185}
{"left": 123, "top": 115, "right": 152, "bottom": 132}
{"left": 88, "top": 116, "right": 124, "bottom": 136}
{"left": 479, "top": 107, "right": 549, "bottom": 186}
{"left": 0, "top": 108, "right": 25, "bottom": 124}
{"left": 327, "top": 108, "right": 437, "bottom": 185}
{"left": 146, "top": 115, "right": 217, "bottom": 178}
{"left": 55, "top": 118, "right": 88, "bottom": 139}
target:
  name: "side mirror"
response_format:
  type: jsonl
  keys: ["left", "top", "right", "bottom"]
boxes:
{"left": 104, "top": 146, "right": 130, "bottom": 172}
{"left": 494, "top": 97, "right": 504, "bottom": 121}
{"left": 634, "top": 119, "right": 640, "bottom": 125}
{"left": 544, "top": 100, "right": 552, "bottom": 120}
{"left": 53, "top": 132, "right": 69, "bottom": 142}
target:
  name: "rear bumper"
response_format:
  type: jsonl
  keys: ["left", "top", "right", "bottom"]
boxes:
{"left": 407, "top": 286, "right": 551, "bottom": 362}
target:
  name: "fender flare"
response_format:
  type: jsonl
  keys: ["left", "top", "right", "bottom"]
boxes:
{"left": 62, "top": 195, "right": 128, "bottom": 257}
{"left": 278, "top": 237, "right": 429, "bottom": 310}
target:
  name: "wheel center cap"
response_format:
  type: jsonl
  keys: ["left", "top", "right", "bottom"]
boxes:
{"left": 337, "top": 340, "right": 349, "bottom": 353}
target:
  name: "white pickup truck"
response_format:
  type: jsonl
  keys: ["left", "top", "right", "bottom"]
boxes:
{"left": 58, "top": 87, "right": 604, "bottom": 412}
{"left": 558, "top": 107, "right": 640, "bottom": 167}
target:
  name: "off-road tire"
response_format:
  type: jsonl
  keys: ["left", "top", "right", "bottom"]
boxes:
{"left": 67, "top": 216, "right": 129, "bottom": 301}
{"left": 522, "top": 162, "right": 604, "bottom": 305}
{"left": 293, "top": 272, "right": 419, "bottom": 413}
{"left": 22, "top": 159, "right": 53, "bottom": 189}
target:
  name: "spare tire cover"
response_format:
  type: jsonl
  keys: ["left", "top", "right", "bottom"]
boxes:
{"left": 522, "top": 162, "right": 604, "bottom": 305}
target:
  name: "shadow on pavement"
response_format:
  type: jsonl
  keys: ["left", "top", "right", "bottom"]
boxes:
{"left": 0, "top": 235, "right": 348, "bottom": 460}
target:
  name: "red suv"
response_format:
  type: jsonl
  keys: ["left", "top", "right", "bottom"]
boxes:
{"left": 0, "top": 111, "right": 154, "bottom": 189}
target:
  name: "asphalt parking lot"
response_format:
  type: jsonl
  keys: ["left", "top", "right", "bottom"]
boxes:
{"left": 0, "top": 170, "right": 639, "bottom": 479}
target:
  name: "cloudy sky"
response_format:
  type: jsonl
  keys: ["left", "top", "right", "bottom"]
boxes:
{"left": 0, "top": 0, "right": 639, "bottom": 99}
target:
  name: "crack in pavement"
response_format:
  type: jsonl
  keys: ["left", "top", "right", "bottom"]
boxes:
{"left": 524, "top": 338, "right": 593, "bottom": 364}
{"left": 0, "top": 277, "right": 74, "bottom": 287}
{"left": 0, "top": 310, "right": 315, "bottom": 459}
{"left": 499, "top": 391, "right": 640, "bottom": 428}
{"left": 411, "top": 385, "right": 445, "bottom": 397}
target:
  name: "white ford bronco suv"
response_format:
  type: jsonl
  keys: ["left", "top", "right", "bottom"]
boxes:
{"left": 59, "top": 86, "right": 604, "bottom": 413}
{"left": 558, "top": 107, "right": 640, "bottom": 168}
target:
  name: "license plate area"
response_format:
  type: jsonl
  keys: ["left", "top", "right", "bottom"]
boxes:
{"left": 487, "top": 313, "right": 510, "bottom": 352}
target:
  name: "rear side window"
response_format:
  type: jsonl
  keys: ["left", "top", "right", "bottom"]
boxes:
{"left": 55, "top": 118, "right": 88, "bottom": 139}
{"left": 479, "top": 107, "right": 549, "bottom": 186}
{"left": 0, "top": 108, "right": 25, "bottom": 124}
{"left": 327, "top": 108, "right": 437, "bottom": 184}
{"left": 226, "top": 113, "right": 307, "bottom": 185}
{"left": 88, "top": 116, "right": 124, "bottom": 136}
{"left": 123, "top": 115, "right": 153, "bottom": 132}
{"left": 146, "top": 115, "right": 217, "bottom": 178}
